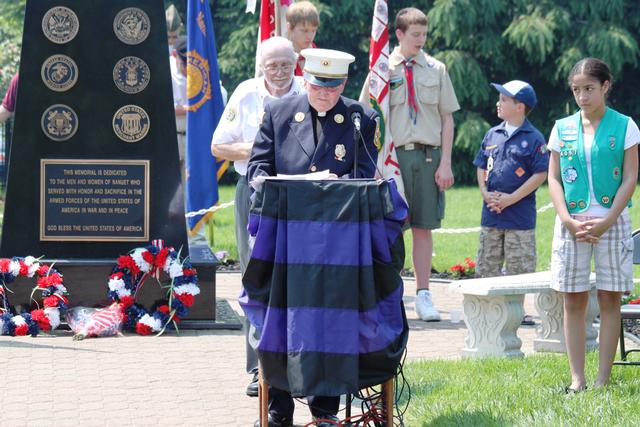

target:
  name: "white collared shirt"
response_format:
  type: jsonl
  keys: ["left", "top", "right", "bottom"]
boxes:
{"left": 211, "top": 76, "right": 305, "bottom": 176}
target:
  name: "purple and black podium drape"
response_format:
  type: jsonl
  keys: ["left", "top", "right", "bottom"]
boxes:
{"left": 240, "top": 179, "right": 409, "bottom": 397}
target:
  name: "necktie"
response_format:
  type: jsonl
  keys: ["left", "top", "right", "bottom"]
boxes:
{"left": 403, "top": 59, "right": 418, "bottom": 124}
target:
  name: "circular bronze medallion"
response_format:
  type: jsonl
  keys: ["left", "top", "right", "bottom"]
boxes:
{"left": 113, "top": 56, "right": 151, "bottom": 94}
{"left": 41, "top": 104, "right": 78, "bottom": 141}
{"left": 113, "top": 105, "right": 150, "bottom": 143}
{"left": 41, "top": 55, "right": 78, "bottom": 92}
{"left": 42, "top": 6, "right": 79, "bottom": 44}
{"left": 113, "top": 8, "right": 150, "bottom": 45}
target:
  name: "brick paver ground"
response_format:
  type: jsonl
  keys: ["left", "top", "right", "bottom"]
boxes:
{"left": 1, "top": 273, "right": 635, "bottom": 426}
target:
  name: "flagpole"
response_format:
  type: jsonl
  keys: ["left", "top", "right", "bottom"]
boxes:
{"left": 274, "top": 0, "right": 282, "bottom": 36}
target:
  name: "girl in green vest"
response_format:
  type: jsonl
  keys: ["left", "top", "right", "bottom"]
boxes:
{"left": 548, "top": 57, "right": 639, "bottom": 393}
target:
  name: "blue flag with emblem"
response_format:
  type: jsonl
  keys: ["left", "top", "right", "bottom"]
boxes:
{"left": 186, "top": 0, "right": 228, "bottom": 234}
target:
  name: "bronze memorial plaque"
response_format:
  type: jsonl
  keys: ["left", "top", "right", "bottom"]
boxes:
{"left": 40, "top": 159, "right": 149, "bottom": 241}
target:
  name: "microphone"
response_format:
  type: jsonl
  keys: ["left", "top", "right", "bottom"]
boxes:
{"left": 347, "top": 104, "right": 364, "bottom": 133}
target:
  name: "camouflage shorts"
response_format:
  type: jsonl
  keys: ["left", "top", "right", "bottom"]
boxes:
{"left": 476, "top": 227, "right": 536, "bottom": 277}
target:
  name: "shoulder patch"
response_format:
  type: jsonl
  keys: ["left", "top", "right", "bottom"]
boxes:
{"left": 224, "top": 106, "right": 237, "bottom": 123}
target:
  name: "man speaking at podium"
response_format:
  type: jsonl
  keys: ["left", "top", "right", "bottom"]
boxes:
{"left": 248, "top": 48, "right": 379, "bottom": 183}
{"left": 247, "top": 49, "right": 380, "bottom": 427}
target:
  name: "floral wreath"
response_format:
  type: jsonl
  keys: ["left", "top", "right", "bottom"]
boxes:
{"left": 107, "top": 242, "right": 199, "bottom": 335}
{"left": 0, "top": 256, "right": 68, "bottom": 336}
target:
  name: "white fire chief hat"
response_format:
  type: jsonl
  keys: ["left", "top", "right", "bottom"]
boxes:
{"left": 301, "top": 48, "right": 355, "bottom": 88}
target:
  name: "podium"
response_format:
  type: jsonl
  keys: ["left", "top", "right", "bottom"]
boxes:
{"left": 241, "top": 178, "right": 409, "bottom": 409}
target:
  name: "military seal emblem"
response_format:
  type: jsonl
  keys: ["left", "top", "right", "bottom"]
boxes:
{"left": 294, "top": 112, "right": 305, "bottom": 122}
{"left": 113, "top": 56, "right": 151, "bottom": 94}
{"left": 334, "top": 114, "right": 344, "bottom": 124}
{"left": 113, "top": 8, "right": 150, "bottom": 45}
{"left": 41, "top": 104, "right": 78, "bottom": 141}
{"left": 113, "top": 105, "right": 150, "bottom": 143}
{"left": 42, "top": 6, "right": 79, "bottom": 44}
{"left": 41, "top": 55, "right": 78, "bottom": 92}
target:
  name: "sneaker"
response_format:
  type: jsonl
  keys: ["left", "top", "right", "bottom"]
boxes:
{"left": 415, "top": 289, "right": 441, "bottom": 321}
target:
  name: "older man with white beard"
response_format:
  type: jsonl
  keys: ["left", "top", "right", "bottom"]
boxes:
{"left": 210, "top": 36, "right": 304, "bottom": 398}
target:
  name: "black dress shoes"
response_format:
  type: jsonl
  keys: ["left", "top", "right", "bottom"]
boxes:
{"left": 246, "top": 371, "right": 259, "bottom": 397}
{"left": 253, "top": 415, "right": 293, "bottom": 427}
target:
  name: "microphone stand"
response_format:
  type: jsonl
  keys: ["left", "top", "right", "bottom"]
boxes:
{"left": 353, "top": 126, "right": 361, "bottom": 178}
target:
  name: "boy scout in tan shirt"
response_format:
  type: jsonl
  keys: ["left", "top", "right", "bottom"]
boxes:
{"left": 390, "top": 7, "right": 459, "bottom": 321}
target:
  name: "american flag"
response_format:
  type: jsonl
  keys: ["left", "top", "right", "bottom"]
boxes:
{"left": 76, "top": 304, "right": 123, "bottom": 338}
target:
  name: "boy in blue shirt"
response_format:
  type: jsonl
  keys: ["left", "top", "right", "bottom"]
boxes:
{"left": 473, "top": 81, "right": 549, "bottom": 324}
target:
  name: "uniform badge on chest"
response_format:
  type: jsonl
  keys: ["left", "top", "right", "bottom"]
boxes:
{"left": 334, "top": 144, "right": 346, "bottom": 161}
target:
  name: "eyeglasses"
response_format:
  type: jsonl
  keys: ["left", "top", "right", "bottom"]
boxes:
{"left": 308, "top": 83, "right": 342, "bottom": 94}
{"left": 263, "top": 63, "right": 294, "bottom": 73}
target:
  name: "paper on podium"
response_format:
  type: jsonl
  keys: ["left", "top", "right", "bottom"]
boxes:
{"left": 250, "top": 170, "right": 333, "bottom": 190}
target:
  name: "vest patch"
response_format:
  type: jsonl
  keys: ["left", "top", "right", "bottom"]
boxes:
{"left": 613, "top": 167, "right": 621, "bottom": 180}
{"left": 562, "top": 166, "right": 578, "bottom": 183}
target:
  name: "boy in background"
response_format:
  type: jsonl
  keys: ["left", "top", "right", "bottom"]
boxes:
{"left": 386, "top": 7, "right": 460, "bottom": 321}
{"left": 285, "top": 1, "right": 319, "bottom": 76}
{"left": 473, "top": 81, "right": 549, "bottom": 324}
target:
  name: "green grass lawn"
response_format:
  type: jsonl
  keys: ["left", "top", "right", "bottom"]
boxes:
{"left": 212, "top": 184, "right": 640, "bottom": 274}
{"left": 403, "top": 352, "right": 640, "bottom": 426}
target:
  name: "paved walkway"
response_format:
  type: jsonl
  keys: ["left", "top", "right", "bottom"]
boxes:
{"left": 0, "top": 274, "right": 634, "bottom": 426}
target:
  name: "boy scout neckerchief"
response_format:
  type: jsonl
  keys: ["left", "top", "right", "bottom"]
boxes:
{"left": 402, "top": 58, "right": 418, "bottom": 124}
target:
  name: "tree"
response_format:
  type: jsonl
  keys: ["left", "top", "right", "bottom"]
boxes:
{"left": 0, "top": 0, "right": 25, "bottom": 96}
{"left": 425, "top": 0, "right": 640, "bottom": 183}
{"left": 2, "top": 1, "right": 639, "bottom": 185}
{"left": 212, "top": 1, "right": 640, "bottom": 183}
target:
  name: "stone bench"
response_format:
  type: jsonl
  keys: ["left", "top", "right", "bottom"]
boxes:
{"left": 449, "top": 271, "right": 598, "bottom": 358}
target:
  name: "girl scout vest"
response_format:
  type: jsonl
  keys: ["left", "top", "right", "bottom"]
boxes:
{"left": 556, "top": 107, "right": 630, "bottom": 213}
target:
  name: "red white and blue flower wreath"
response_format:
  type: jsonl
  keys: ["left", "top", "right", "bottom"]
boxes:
{"left": 107, "top": 243, "right": 199, "bottom": 335}
{"left": 0, "top": 256, "right": 68, "bottom": 336}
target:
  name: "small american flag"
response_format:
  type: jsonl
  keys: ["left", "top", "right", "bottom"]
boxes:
{"left": 75, "top": 304, "right": 123, "bottom": 338}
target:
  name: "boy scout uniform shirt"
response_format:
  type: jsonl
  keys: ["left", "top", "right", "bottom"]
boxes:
{"left": 388, "top": 47, "right": 460, "bottom": 147}
{"left": 211, "top": 76, "right": 304, "bottom": 176}
{"left": 473, "top": 119, "right": 549, "bottom": 230}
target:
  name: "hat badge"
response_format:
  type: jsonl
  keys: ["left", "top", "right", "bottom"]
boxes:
{"left": 321, "top": 59, "right": 330, "bottom": 67}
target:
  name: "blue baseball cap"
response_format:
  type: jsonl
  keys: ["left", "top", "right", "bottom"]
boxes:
{"left": 490, "top": 80, "right": 537, "bottom": 109}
